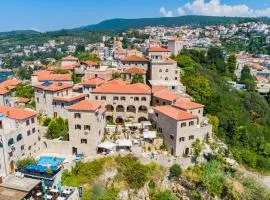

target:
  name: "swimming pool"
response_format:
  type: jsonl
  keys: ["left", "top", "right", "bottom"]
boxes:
{"left": 37, "top": 156, "right": 65, "bottom": 167}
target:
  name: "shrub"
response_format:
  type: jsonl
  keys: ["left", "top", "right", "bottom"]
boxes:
{"left": 16, "top": 157, "right": 36, "bottom": 169}
{"left": 43, "top": 117, "right": 51, "bottom": 126}
{"left": 169, "top": 164, "right": 182, "bottom": 177}
{"left": 152, "top": 190, "right": 177, "bottom": 200}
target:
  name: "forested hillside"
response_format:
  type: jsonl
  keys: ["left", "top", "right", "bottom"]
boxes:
{"left": 173, "top": 48, "right": 270, "bottom": 173}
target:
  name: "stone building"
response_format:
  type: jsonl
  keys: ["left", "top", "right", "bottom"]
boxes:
{"left": 0, "top": 106, "right": 39, "bottom": 180}
{"left": 90, "top": 79, "right": 151, "bottom": 123}
{"left": 150, "top": 100, "right": 212, "bottom": 157}
{"left": 67, "top": 100, "right": 106, "bottom": 156}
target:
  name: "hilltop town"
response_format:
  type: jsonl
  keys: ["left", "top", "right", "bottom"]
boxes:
{"left": 0, "top": 19, "right": 269, "bottom": 200}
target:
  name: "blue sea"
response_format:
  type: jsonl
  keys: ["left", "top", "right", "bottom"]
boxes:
{"left": 0, "top": 71, "right": 13, "bottom": 82}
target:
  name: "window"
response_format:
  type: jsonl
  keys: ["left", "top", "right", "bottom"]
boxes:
{"left": 156, "top": 99, "right": 159, "bottom": 103}
{"left": 155, "top": 113, "right": 159, "bottom": 117}
{"left": 141, "top": 97, "right": 146, "bottom": 101}
{"left": 0, "top": 120, "right": 2, "bottom": 129}
{"left": 175, "top": 77, "right": 178, "bottom": 80}
{"left": 120, "top": 97, "right": 126, "bottom": 101}
{"left": 84, "top": 125, "right": 91, "bottom": 130}
{"left": 32, "top": 128, "right": 36, "bottom": 133}
{"left": 189, "top": 121, "right": 194, "bottom": 126}
{"left": 159, "top": 69, "right": 162, "bottom": 72}
{"left": 61, "top": 103, "right": 65, "bottom": 108}
{"left": 31, "top": 118, "right": 35, "bottom": 123}
{"left": 21, "top": 145, "right": 25, "bottom": 150}
{"left": 28, "top": 146, "right": 31, "bottom": 150}
{"left": 8, "top": 138, "right": 14, "bottom": 146}
{"left": 81, "top": 139, "right": 87, "bottom": 144}
{"left": 36, "top": 97, "right": 39, "bottom": 103}
{"left": 75, "top": 124, "right": 81, "bottom": 130}
{"left": 27, "top": 130, "right": 31, "bottom": 136}
{"left": 17, "top": 134, "right": 23, "bottom": 142}
{"left": 134, "top": 97, "right": 139, "bottom": 101}
{"left": 113, "top": 96, "right": 119, "bottom": 101}
{"left": 165, "top": 69, "right": 169, "bottom": 72}
{"left": 101, "top": 96, "right": 106, "bottom": 100}
{"left": 175, "top": 70, "right": 178, "bottom": 74}
{"left": 189, "top": 135, "right": 194, "bottom": 140}
{"left": 198, "top": 110, "right": 201, "bottom": 113}
{"left": 179, "top": 137, "right": 185, "bottom": 142}
{"left": 26, "top": 120, "right": 30, "bottom": 126}
{"left": 181, "top": 122, "right": 186, "bottom": 127}
{"left": 74, "top": 113, "right": 81, "bottom": 118}
{"left": 170, "top": 135, "right": 174, "bottom": 140}
{"left": 165, "top": 77, "right": 168, "bottom": 81}
{"left": 95, "top": 96, "right": 98, "bottom": 100}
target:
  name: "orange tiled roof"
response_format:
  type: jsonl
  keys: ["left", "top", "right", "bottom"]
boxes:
{"left": 0, "top": 106, "right": 36, "bottom": 120}
{"left": 169, "top": 36, "right": 182, "bottom": 41}
{"left": 67, "top": 100, "right": 102, "bottom": 111}
{"left": 32, "top": 70, "right": 52, "bottom": 76}
{"left": 18, "top": 97, "right": 30, "bottom": 103}
{"left": 61, "top": 55, "right": 78, "bottom": 61}
{"left": 37, "top": 74, "right": 72, "bottom": 81}
{"left": 0, "top": 79, "right": 22, "bottom": 95}
{"left": 153, "top": 91, "right": 179, "bottom": 101}
{"left": 53, "top": 94, "right": 86, "bottom": 102}
{"left": 34, "top": 82, "right": 73, "bottom": 92}
{"left": 82, "top": 61, "right": 98, "bottom": 66}
{"left": 151, "top": 86, "right": 167, "bottom": 94}
{"left": 153, "top": 105, "right": 197, "bottom": 121}
{"left": 122, "top": 55, "right": 148, "bottom": 62}
{"left": 61, "top": 65, "right": 77, "bottom": 70}
{"left": 148, "top": 46, "right": 170, "bottom": 52}
{"left": 122, "top": 67, "right": 146, "bottom": 75}
{"left": 92, "top": 81, "right": 151, "bottom": 94}
{"left": 114, "top": 50, "right": 126, "bottom": 55}
{"left": 81, "top": 77, "right": 105, "bottom": 86}
{"left": 173, "top": 100, "right": 204, "bottom": 110}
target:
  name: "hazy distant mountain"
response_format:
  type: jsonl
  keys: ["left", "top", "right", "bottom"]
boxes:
{"left": 75, "top": 15, "right": 270, "bottom": 31}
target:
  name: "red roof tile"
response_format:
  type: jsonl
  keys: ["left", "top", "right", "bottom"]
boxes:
{"left": 173, "top": 100, "right": 204, "bottom": 110}
{"left": 148, "top": 46, "right": 170, "bottom": 52}
{"left": 61, "top": 56, "right": 78, "bottom": 61}
{"left": 0, "top": 106, "right": 36, "bottom": 120}
{"left": 53, "top": 94, "right": 86, "bottom": 102}
{"left": 153, "top": 105, "right": 197, "bottom": 121}
{"left": 34, "top": 82, "right": 73, "bottom": 92}
{"left": 81, "top": 77, "right": 105, "bottom": 86}
{"left": 122, "top": 55, "right": 148, "bottom": 62}
{"left": 37, "top": 74, "right": 72, "bottom": 81}
{"left": 153, "top": 91, "right": 179, "bottom": 101}
{"left": 32, "top": 70, "right": 52, "bottom": 76}
{"left": 122, "top": 67, "right": 146, "bottom": 75}
{"left": 81, "top": 61, "right": 98, "bottom": 66}
{"left": 18, "top": 98, "right": 30, "bottom": 103}
{"left": 67, "top": 100, "right": 102, "bottom": 111}
{"left": 0, "top": 79, "right": 22, "bottom": 95}
{"left": 92, "top": 81, "right": 151, "bottom": 94}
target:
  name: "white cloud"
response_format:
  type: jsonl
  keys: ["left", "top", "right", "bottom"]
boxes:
{"left": 160, "top": 6, "right": 173, "bottom": 17}
{"left": 161, "top": 0, "right": 270, "bottom": 17}
{"left": 177, "top": 7, "right": 185, "bottom": 16}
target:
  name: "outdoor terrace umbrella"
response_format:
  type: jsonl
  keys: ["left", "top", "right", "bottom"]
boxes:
{"left": 41, "top": 179, "right": 46, "bottom": 193}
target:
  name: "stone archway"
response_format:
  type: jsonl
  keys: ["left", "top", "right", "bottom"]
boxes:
{"left": 115, "top": 117, "right": 124, "bottom": 124}
{"left": 138, "top": 117, "right": 148, "bottom": 123}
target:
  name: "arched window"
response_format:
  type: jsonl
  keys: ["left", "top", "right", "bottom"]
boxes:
{"left": 138, "top": 106, "right": 147, "bottom": 113}
{"left": 17, "top": 134, "right": 23, "bottom": 142}
{"left": 141, "top": 97, "right": 147, "bottom": 101}
{"left": 165, "top": 77, "right": 168, "bottom": 81}
{"left": 8, "top": 138, "right": 14, "bottom": 146}
{"left": 165, "top": 69, "right": 169, "bottom": 72}
{"left": 116, "top": 105, "right": 124, "bottom": 112}
{"left": 75, "top": 124, "right": 81, "bottom": 130}
{"left": 105, "top": 105, "right": 114, "bottom": 112}
{"left": 127, "top": 105, "right": 136, "bottom": 113}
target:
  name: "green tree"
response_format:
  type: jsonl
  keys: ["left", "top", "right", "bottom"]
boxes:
{"left": 112, "top": 72, "right": 121, "bottom": 79}
{"left": 227, "top": 54, "right": 237, "bottom": 74}
{"left": 131, "top": 73, "right": 144, "bottom": 84}
{"left": 192, "top": 139, "right": 204, "bottom": 164}
{"left": 169, "top": 164, "right": 182, "bottom": 177}
{"left": 15, "top": 84, "right": 34, "bottom": 99}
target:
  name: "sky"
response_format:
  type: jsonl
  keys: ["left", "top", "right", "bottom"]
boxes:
{"left": 0, "top": 0, "right": 269, "bottom": 32}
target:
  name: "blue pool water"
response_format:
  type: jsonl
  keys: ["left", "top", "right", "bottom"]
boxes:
{"left": 38, "top": 156, "right": 65, "bottom": 167}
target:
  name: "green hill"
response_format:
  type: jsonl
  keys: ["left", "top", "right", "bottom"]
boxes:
{"left": 76, "top": 15, "right": 270, "bottom": 31}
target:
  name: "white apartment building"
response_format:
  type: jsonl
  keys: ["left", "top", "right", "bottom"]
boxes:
{"left": 0, "top": 106, "right": 39, "bottom": 182}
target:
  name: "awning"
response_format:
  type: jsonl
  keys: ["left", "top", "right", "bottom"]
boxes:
{"left": 97, "top": 141, "right": 116, "bottom": 150}
{"left": 117, "top": 139, "right": 132, "bottom": 147}
{"left": 141, "top": 121, "right": 151, "bottom": 127}
{"left": 143, "top": 131, "right": 156, "bottom": 139}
